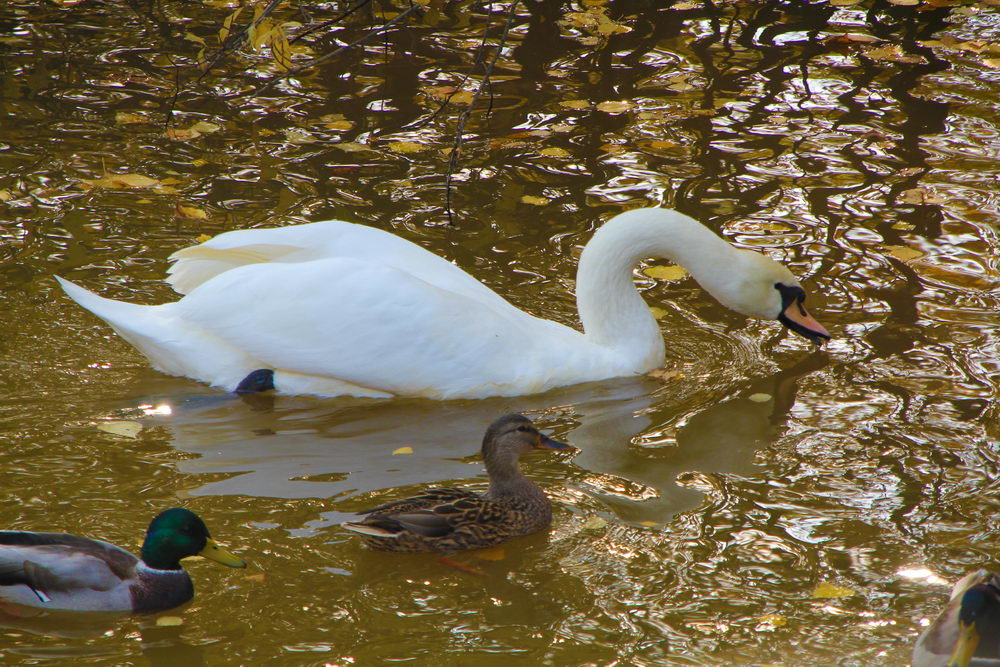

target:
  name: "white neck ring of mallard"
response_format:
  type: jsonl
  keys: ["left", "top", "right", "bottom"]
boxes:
{"left": 575, "top": 208, "right": 749, "bottom": 369}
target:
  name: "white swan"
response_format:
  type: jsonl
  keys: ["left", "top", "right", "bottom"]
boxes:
{"left": 57, "top": 208, "right": 829, "bottom": 399}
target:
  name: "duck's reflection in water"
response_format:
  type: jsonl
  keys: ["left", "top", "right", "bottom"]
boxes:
{"left": 129, "top": 352, "right": 828, "bottom": 528}
{"left": 0, "top": 605, "right": 204, "bottom": 666}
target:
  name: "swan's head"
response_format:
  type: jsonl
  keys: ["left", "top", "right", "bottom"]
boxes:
{"left": 721, "top": 251, "right": 831, "bottom": 345}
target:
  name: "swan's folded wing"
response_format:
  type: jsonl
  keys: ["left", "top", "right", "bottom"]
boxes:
{"left": 173, "top": 257, "right": 582, "bottom": 398}
{"left": 167, "top": 221, "right": 512, "bottom": 312}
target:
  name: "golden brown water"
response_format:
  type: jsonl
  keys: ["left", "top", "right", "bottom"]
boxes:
{"left": 1, "top": 1, "right": 998, "bottom": 664}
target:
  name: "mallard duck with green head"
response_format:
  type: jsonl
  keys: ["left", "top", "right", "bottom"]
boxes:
{"left": 343, "top": 414, "right": 574, "bottom": 552}
{"left": 0, "top": 508, "right": 246, "bottom": 614}
{"left": 913, "top": 569, "right": 1000, "bottom": 667}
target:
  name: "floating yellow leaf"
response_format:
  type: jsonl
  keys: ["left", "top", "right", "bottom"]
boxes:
{"left": 559, "top": 99, "right": 590, "bottom": 109}
{"left": 649, "top": 306, "right": 668, "bottom": 319}
{"left": 0, "top": 190, "right": 12, "bottom": 202}
{"left": 392, "top": 446, "right": 414, "bottom": 455}
{"left": 644, "top": 265, "right": 688, "bottom": 281}
{"left": 82, "top": 173, "right": 160, "bottom": 189}
{"left": 984, "top": 58, "right": 1000, "bottom": 69}
{"left": 192, "top": 159, "right": 208, "bottom": 167}
{"left": 899, "top": 187, "right": 943, "bottom": 205}
{"left": 190, "top": 121, "right": 221, "bottom": 134}
{"left": 245, "top": 572, "right": 266, "bottom": 582}
{"left": 325, "top": 120, "right": 354, "bottom": 131}
{"left": 387, "top": 141, "right": 426, "bottom": 154}
{"left": 473, "top": 546, "right": 505, "bottom": 561}
{"left": 583, "top": 516, "right": 608, "bottom": 530}
{"left": 196, "top": 234, "right": 212, "bottom": 243}
{"left": 887, "top": 0, "right": 919, "bottom": 4}
{"left": 671, "top": 0, "right": 698, "bottom": 8}
{"left": 648, "top": 368, "right": 683, "bottom": 381}
{"left": 335, "top": 142, "right": 372, "bottom": 153}
{"left": 449, "top": 90, "right": 476, "bottom": 105}
{"left": 830, "top": 0, "right": 860, "bottom": 4}
{"left": 115, "top": 112, "right": 150, "bottom": 125}
{"left": 865, "top": 45, "right": 925, "bottom": 64}
{"left": 97, "top": 421, "right": 143, "bottom": 439}
{"left": 184, "top": 32, "right": 206, "bottom": 46}
{"left": 887, "top": 245, "right": 924, "bottom": 261}
{"left": 155, "top": 616, "right": 183, "bottom": 627}
{"left": 176, "top": 204, "right": 208, "bottom": 219}
{"left": 218, "top": 7, "right": 243, "bottom": 43}
{"left": 521, "top": 195, "right": 549, "bottom": 206}
{"left": 748, "top": 393, "right": 772, "bottom": 403}
{"left": 758, "top": 614, "right": 788, "bottom": 627}
{"left": 639, "top": 521, "right": 660, "bottom": 527}
{"left": 539, "top": 147, "right": 571, "bottom": 157}
{"left": 596, "top": 100, "right": 632, "bottom": 114}
{"left": 811, "top": 582, "right": 857, "bottom": 599}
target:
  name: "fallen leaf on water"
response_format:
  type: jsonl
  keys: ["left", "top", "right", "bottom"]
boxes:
{"left": 887, "top": 245, "right": 924, "bottom": 261}
{"left": 865, "top": 45, "right": 925, "bottom": 64}
{"left": 521, "top": 195, "right": 550, "bottom": 206}
{"left": 176, "top": 204, "right": 208, "bottom": 219}
{"left": 0, "top": 190, "right": 12, "bottom": 202}
{"left": 811, "top": 582, "right": 857, "bottom": 599}
{"left": 97, "top": 421, "right": 143, "bottom": 439}
{"left": 644, "top": 265, "right": 688, "bottom": 281}
{"left": 245, "top": 573, "right": 266, "bottom": 582}
{"left": 583, "top": 516, "right": 608, "bottom": 530}
{"left": 757, "top": 614, "right": 788, "bottom": 627}
{"left": 647, "top": 368, "right": 684, "bottom": 381}
{"left": 748, "top": 393, "right": 772, "bottom": 403}
{"left": 115, "top": 112, "right": 151, "bottom": 125}
{"left": 887, "top": 0, "right": 919, "bottom": 5}
{"left": 899, "top": 187, "right": 942, "bottom": 205}
{"left": 596, "top": 100, "right": 632, "bottom": 114}
{"left": 156, "top": 616, "right": 183, "bottom": 627}
{"left": 335, "top": 142, "right": 373, "bottom": 153}
{"left": 192, "top": 159, "right": 208, "bottom": 167}
{"left": 82, "top": 173, "right": 160, "bottom": 189}
{"left": 639, "top": 521, "right": 660, "bottom": 527}
{"left": 671, "top": 1, "right": 699, "bottom": 9}
{"left": 196, "top": 234, "right": 212, "bottom": 243}
{"left": 559, "top": 99, "right": 590, "bottom": 109}
{"left": 984, "top": 58, "right": 1000, "bottom": 69}
{"left": 392, "top": 446, "right": 414, "bottom": 455}
{"left": 387, "top": 141, "right": 426, "bottom": 154}
{"left": 649, "top": 306, "right": 668, "bottom": 319}
{"left": 539, "top": 147, "right": 571, "bottom": 157}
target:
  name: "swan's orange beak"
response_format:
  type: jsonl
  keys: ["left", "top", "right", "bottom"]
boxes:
{"left": 779, "top": 299, "right": 830, "bottom": 345}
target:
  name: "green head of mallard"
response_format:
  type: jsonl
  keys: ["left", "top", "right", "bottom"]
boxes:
{"left": 949, "top": 576, "right": 1000, "bottom": 667}
{"left": 140, "top": 508, "right": 246, "bottom": 571}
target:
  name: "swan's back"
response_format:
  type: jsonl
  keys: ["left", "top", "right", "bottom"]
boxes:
{"left": 166, "top": 220, "right": 511, "bottom": 311}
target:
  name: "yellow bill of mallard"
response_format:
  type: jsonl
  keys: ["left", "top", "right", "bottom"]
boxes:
{"left": 197, "top": 539, "right": 247, "bottom": 568}
{"left": 948, "top": 619, "right": 980, "bottom": 667}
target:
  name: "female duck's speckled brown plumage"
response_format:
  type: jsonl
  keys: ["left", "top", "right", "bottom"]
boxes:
{"left": 0, "top": 508, "right": 246, "bottom": 614}
{"left": 342, "top": 414, "right": 574, "bottom": 552}
{"left": 913, "top": 570, "right": 1000, "bottom": 667}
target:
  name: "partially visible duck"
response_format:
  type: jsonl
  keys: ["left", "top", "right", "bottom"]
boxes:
{"left": 913, "top": 570, "right": 1000, "bottom": 667}
{"left": 57, "top": 207, "right": 830, "bottom": 399}
{"left": 343, "top": 414, "right": 573, "bottom": 552}
{"left": 0, "top": 508, "right": 246, "bottom": 613}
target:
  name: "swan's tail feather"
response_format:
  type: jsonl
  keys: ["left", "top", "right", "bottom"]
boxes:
{"left": 166, "top": 243, "right": 302, "bottom": 294}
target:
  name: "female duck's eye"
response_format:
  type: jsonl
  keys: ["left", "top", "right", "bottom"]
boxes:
{"left": 516, "top": 425, "right": 530, "bottom": 432}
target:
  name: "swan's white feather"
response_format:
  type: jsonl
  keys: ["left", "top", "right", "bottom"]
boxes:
{"left": 58, "top": 209, "right": 810, "bottom": 398}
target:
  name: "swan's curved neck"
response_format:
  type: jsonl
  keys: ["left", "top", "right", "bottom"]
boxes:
{"left": 575, "top": 208, "right": 742, "bottom": 366}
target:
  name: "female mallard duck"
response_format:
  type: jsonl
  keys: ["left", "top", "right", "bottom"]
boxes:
{"left": 913, "top": 570, "right": 1000, "bottom": 667}
{"left": 342, "top": 414, "right": 573, "bottom": 552}
{"left": 0, "top": 508, "right": 246, "bottom": 614}
{"left": 56, "top": 208, "right": 829, "bottom": 399}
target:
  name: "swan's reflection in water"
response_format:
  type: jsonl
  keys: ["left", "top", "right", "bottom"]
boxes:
{"left": 130, "top": 353, "right": 828, "bottom": 528}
